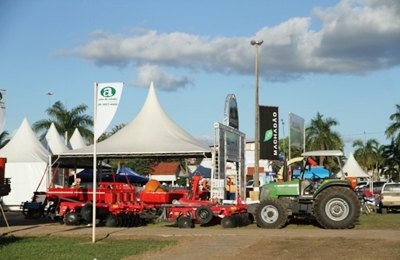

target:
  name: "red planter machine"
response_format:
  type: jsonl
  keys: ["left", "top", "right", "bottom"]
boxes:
{"left": 24, "top": 175, "right": 249, "bottom": 228}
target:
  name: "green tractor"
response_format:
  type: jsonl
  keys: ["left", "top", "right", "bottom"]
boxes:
{"left": 255, "top": 150, "right": 360, "bottom": 229}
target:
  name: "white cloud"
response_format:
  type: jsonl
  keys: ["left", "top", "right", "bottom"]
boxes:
{"left": 135, "top": 65, "right": 192, "bottom": 91}
{"left": 58, "top": 0, "right": 400, "bottom": 89}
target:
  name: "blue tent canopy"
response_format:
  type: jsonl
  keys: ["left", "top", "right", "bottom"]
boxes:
{"left": 188, "top": 165, "right": 211, "bottom": 178}
{"left": 117, "top": 167, "right": 149, "bottom": 184}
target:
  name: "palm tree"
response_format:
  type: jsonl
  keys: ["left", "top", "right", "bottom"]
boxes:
{"left": 305, "top": 112, "right": 344, "bottom": 165}
{"left": 33, "top": 101, "right": 93, "bottom": 142}
{"left": 0, "top": 131, "right": 10, "bottom": 148}
{"left": 382, "top": 139, "right": 400, "bottom": 181}
{"left": 352, "top": 139, "right": 381, "bottom": 175}
{"left": 385, "top": 103, "right": 400, "bottom": 144}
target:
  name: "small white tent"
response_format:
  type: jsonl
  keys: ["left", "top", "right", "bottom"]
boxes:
{"left": 0, "top": 118, "right": 50, "bottom": 210}
{"left": 340, "top": 153, "right": 371, "bottom": 178}
{"left": 42, "top": 123, "right": 69, "bottom": 154}
{"left": 68, "top": 128, "right": 86, "bottom": 150}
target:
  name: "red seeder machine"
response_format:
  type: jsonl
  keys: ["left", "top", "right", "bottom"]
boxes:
{"left": 22, "top": 175, "right": 250, "bottom": 228}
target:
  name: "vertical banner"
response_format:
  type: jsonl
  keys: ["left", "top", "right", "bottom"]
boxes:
{"left": 94, "top": 82, "right": 123, "bottom": 141}
{"left": 288, "top": 112, "right": 305, "bottom": 159}
{"left": 0, "top": 89, "right": 6, "bottom": 133}
{"left": 259, "top": 106, "right": 279, "bottom": 160}
{"left": 92, "top": 82, "right": 123, "bottom": 243}
{"left": 223, "top": 94, "right": 239, "bottom": 129}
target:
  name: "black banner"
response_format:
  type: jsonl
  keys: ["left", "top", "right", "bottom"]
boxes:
{"left": 259, "top": 106, "right": 279, "bottom": 160}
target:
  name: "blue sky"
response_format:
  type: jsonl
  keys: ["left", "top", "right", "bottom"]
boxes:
{"left": 0, "top": 0, "right": 399, "bottom": 156}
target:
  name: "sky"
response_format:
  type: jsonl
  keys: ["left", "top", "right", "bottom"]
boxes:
{"left": 0, "top": 0, "right": 399, "bottom": 156}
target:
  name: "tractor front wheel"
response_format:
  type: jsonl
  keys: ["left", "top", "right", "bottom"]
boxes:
{"left": 256, "top": 198, "right": 288, "bottom": 229}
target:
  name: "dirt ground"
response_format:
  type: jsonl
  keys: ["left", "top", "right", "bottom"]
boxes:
{"left": 2, "top": 212, "right": 400, "bottom": 260}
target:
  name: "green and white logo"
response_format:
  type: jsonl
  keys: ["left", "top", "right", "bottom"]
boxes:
{"left": 100, "top": 87, "right": 116, "bottom": 97}
{"left": 263, "top": 129, "right": 273, "bottom": 142}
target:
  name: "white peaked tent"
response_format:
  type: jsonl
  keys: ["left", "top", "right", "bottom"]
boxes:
{"left": 42, "top": 123, "right": 69, "bottom": 154}
{"left": 68, "top": 128, "right": 86, "bottom": 150}
{"left": 339, "top": 153, "right": 371, "bottom": 178}
{"left": 55, "top": 82, "right": 211, "bottom": 164}
{"left": 0, "top": 118, "right": 50, "bottom": 210}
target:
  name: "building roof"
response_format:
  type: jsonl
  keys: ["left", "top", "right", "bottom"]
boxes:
{"left": 150, "top": 162, "right": 181, "bottom": 176}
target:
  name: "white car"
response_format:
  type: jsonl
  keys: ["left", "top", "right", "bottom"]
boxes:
{"left": 377, "top": 182, "right": 400, "bottom": 214}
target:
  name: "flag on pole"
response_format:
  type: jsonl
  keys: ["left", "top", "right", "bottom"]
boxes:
{"left": 94, "top": 82, "right": 123, "bottom": 141}
{"left": 0, "top": 89, "right": 6, "bottom": 133}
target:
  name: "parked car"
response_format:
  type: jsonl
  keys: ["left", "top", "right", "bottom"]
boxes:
{"left": 377, "top": 182, "right": 400, "bottom": 214}
{"left": 355, "top": 181, "right": 387, "bottom": 195}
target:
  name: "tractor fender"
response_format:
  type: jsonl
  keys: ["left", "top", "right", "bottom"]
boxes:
{"left": 313, "top": 181, "right": 353, "bottom": 198}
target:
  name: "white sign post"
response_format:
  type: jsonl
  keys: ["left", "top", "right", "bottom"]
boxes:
{"left": 0, "top": 89, "right": 6, "bottom": 133}
{"left": 92, "top": 82, "right": 123, "bottom": 243}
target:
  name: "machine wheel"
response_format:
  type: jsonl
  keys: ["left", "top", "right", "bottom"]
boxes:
{"left": 80, "top": 203, "right": 93, "bottom": 222}
{"left": 105, "top": 214, "right": 118, "bottom": 227}
{"left": 381, "top": 207, "right": 388, "bottom": 214}
{"left": 64, "top": 212, "right": 81, "bottom": 225}
{"left": 221, "top": 216, "right": 236, "bottom": 228}
{"left": 256, "top": 198, "right": 288, "bottom": 229}
{"left": 177, "top": 216, "right": 193, "bottom": 228}
{"left": 313, "top": 186, "right": 360, "bottom": 229}
{"left": 196, "top": 206, "right": 213, "bottom": 224}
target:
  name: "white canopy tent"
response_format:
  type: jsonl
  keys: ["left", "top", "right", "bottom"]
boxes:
{"left": 54, "top": 82, "right": 211, "bottom": 167}
{"left": 0, "top": 118, "right": 50, "bottom": 210}
{"left": 68, "top": 128, "right": 87, "bottom": 150}
{"left": 42, "top": 123, "right": 69, "bottom": 154}
{"left": 338, "top": 153, "right": 371, "bottom": 178}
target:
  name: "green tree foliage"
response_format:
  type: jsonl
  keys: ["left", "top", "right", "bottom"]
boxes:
{"left": 381, "top": 103, "right": 400, "bottom": 181}
{"left": 385, "top": 103, "right": 400, "bottom": 144}
{"left": 353, "top": 139, "right": 383, "bottom": 174}
{"left": 33, "top": 101, "right": 93, "bottom": 141}
{"left": 305, "top": 112, "right": 343, "bottom": 164}
{"left": 382, "top": 140, "right": 400, "bottom": 181}
{"left": 0, "top": 131, "right": 10, "bottom": 148}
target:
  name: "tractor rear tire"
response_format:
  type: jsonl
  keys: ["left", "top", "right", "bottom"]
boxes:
{"left": 105, "top": 214, "right": 118, "bottom": 227}
{"left": 256, "top": 198, "right": 288, "bottom": 229}
{"left": 221, "top": 216, "right": 236, "bottom": 228}
{"left": 313, "top": 186, "right": 360, "bottom": 229}
{"left": 64, "top": 212, "right": 81, "bottom": 225}
{"left": 196, "top": 206, "right": 213, "bottom": 224}
{"left": 80, "top": 203, "right": 93, "bottom": 223}
{"left": 177, "top": 216, "right": 193, "bottom": 228}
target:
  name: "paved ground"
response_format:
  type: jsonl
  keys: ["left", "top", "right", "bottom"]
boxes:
{"left": 2, "top": 212, "right": 400, "bottom": 259}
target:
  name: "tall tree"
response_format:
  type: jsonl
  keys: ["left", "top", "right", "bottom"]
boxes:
{"left": 382, "top": 139, "right": 400, "bottom": 182}
{"left": 33, "top": 101, "right": 93, "bottom": 141}
{"left": 385, "top": 103, "right": 400, "bottom": 144}
{"left": 352, "top": 139, "right": 381, "bottom": 174}
{"left": 305, "top": 112, "right": 343, "bottom": 165}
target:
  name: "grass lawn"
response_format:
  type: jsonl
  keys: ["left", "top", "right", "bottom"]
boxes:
{"left": 0, "top": 236, "right": 176, "bottom": 259}
{"left": 0, "top": 213, "right": 398, "bottom": 259}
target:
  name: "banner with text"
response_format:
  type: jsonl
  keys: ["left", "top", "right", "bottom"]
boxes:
{"left": 94, "top": 82, "right": 123, "bottom": 141}
{"left": 0, "top": 89, "right": 6, "bottom": 133}
{"left": 289, "top": 112, "right": 305, "bottom": 153}
{"left": 259, "top": 106, "right": 279, "bottom": 160}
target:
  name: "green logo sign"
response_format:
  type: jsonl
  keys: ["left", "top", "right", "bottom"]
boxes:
{"left": 100, "top": 87, "right": 116, "bottom": 97}
{"left": 263, "top": 129, "right": 273, "bottom": 142}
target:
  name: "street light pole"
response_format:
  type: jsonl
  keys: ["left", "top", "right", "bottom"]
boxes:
{"left": 250, "top": 39, "right": 263, "bottom": 191}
